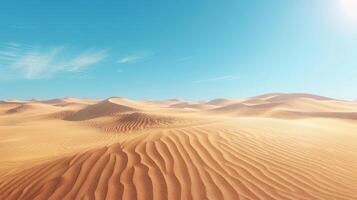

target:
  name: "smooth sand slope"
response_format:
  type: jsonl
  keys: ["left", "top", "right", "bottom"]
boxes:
{"left": 0, "top": 93, "right": 357, "bottom": 200}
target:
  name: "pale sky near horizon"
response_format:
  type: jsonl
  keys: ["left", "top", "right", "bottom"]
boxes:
{"left": 0, "top": 0, "right": 357, "bottom": 100}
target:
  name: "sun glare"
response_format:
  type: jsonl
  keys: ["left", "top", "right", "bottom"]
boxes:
{"left": 339, "top": 0, "right": 357, "bottom": 22}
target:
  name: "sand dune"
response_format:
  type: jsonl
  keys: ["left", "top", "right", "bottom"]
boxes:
{"left": 206, "top": 98, "right": 238, "bottom": 106}
{"left": 0, "top": 93, "right": 357, "bottom": 199}
{"left": 46, "top": 110, "right": 78, "bottom": 120}
{"left": 5, "top": 104, "right": 35, "bottom": 114}
{"left": 249, "top": 93, "right": 334, "bottom": 102}
{"left": 210, "top": 102, "right": 283, "bottom": 116}
{"left": 84, "top": 112, "right": 187, "bottom": 133}
{"left": 270, "top": 110, "right": 357, "bottom": 120}
{"left": 170, "top": 102, "right": 215, "bottom": 110}
{"left": 64, "top": 99, "right": 137, "bottom": 121}
{"left": 262, "top": 93, "right": 335, "bottom": 102}
{"left": 5, "top": 103, "right": 62, "bottom": 115}
{"left": 39, "top": 98, "right": 98, "bottom": 105}
{"left": 210, "top": 93, "right": 357, "bottom": 120}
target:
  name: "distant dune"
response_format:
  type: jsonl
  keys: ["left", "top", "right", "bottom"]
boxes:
{"left": 170, "top": 102, "right": 215, "bottom": 110}
{"left": 0, "top": 93, "right": 356, "bottom": 199}
{"left": 210, "top": 93, "right": 357, "bottom": 120}
{"left": 5, "top": 104, "right": 35, "bottom": 114}
{"left": 64, "top": 99, "right": 137, "bottom": 121}
{"left": 206, "top": 98, "right": 237, "bottom": 106}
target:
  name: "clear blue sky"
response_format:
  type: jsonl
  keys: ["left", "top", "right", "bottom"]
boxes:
{"left": 0, "top": 0, "right": 356, "bottom": 100}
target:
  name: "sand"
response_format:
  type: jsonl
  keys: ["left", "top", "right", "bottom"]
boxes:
{"left": 0, "top": 93, "right": 356, "bottom": 200}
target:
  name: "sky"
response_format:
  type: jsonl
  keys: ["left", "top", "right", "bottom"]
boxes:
{"left": 0, "top": 0, "right": 357, "bottom": 100}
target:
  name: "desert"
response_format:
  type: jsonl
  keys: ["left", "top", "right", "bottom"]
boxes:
{"left": 0, "top": 93, "right": 356, "bottom": 199}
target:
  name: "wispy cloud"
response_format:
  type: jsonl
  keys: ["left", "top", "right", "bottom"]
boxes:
{"left": 117, "top": 52, "right": 153, "bottom": 64}
{"left": 195, "top": 75, "right": 239, "bottom": 83}
{"left": 0, "top": 43, "right": 108, "bottom": 79}
{"left": 118, "top": 55, "right": 141, "bottom": 64}
{"left": 65, "top": 50, "right": 108, "bottom": 72}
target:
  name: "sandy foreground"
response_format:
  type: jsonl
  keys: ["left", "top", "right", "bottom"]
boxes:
{"left": 0, "top": 93, "right": 356, "bottom": 200}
